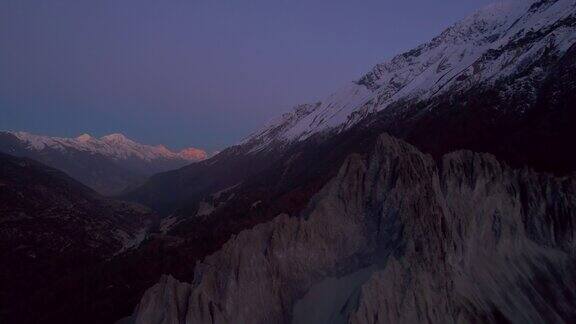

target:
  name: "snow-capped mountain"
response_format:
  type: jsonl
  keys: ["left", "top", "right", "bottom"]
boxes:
{"left": 128, "top": 0, "right": 576, "bottom": 216}
{"left": 0, "top": 131, "right": 209, "bottom": 194}
{"left": 245, "top": 0, "right": 576, "bottom": 150}
{"left": 9, "top": 131, "right": 207, "bottom": 162}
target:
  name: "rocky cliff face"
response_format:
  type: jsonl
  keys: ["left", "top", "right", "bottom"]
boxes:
{"left": 131, "top": 134, "right": 576, "bottom": 324}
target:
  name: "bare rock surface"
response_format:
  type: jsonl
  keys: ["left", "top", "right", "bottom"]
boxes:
{"left": 133, "top": 275, "right": 192, "bottom": 324}
{"left": 132, "top": 134, "right": 576, "bottom": 324}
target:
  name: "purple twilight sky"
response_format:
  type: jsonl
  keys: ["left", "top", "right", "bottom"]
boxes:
{"left": 0, "top": 0, "right": 495, "bottom": 151}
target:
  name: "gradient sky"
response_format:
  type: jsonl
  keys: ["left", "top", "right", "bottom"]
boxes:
{"left": 0, "top": 0, "right": 495, "bottom": 151}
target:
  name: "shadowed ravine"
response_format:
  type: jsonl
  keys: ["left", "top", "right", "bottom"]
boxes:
{"left": 128, "top": 134, "right": 576, "bottom": 324}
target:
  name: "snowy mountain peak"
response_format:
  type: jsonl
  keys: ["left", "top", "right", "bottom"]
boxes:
{"left": 155, "top": 144, "right": 171, "bottom": 153}
{"left": 243, "top": 0, "right": 576, "bottom": 152}
{"left": 178, "top": 147, "right": 208, "bottom": 161}
{"left": 101, "top": 133, "right": 132, "bottom": 143}
{"left": 76, "top": 133, "right": 93, "bottom": 142}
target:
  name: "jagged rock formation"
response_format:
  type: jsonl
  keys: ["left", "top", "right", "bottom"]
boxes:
{"left": 131, "top": 134, "right": 576, "bottom": 324}
{"left": 0, "top": 152, "right": 156, "bottom": 323}
{"left": 132, "top": 275, "right": 192, "bottom": 324}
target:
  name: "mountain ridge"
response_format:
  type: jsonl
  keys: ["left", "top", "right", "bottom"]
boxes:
{"left": 0, "top": 130, "right": 210, "bottom": 194}
{"left": 6, "top": 131, "right": 208, "bottom": 162}
{"left": 243, "top": 0, "right": 576, "bottom": 152}
{"left": 126, "top": 0, "right": 576, "bottom": 216}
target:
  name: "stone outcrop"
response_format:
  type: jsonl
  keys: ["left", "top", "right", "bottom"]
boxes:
{"left": 132, "top": 134, "right": 576, "bottom": 324}
{"left": 133, "top": 275, "right": 192, "bottom": 324}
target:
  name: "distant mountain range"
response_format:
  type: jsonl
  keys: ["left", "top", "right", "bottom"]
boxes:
{"left": 0, "top": 131, "right": 210, "bottom": 195}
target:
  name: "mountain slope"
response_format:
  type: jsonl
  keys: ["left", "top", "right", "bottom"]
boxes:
{"left": 126, "top": 0, "right": 576, "bottom": 217}
{"left": 0, "top": 152, "right": 156, "bottom": 323}
{"left": 0, "top": 131, "right": 208, "bottom": 195}
{"left": 244, "top": 0, "right": 576, "bottom": 150}
{"left": 131, "top": 134, "right": 576, "bottom": 324}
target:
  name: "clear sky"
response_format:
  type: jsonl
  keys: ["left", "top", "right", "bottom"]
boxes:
{"left": 0, "top": 0, "right": 495, "bottom": 151}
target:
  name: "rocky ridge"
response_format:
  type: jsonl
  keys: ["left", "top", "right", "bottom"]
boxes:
{"left": 131, "top": 134, "right": 576, "bottom": 324}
